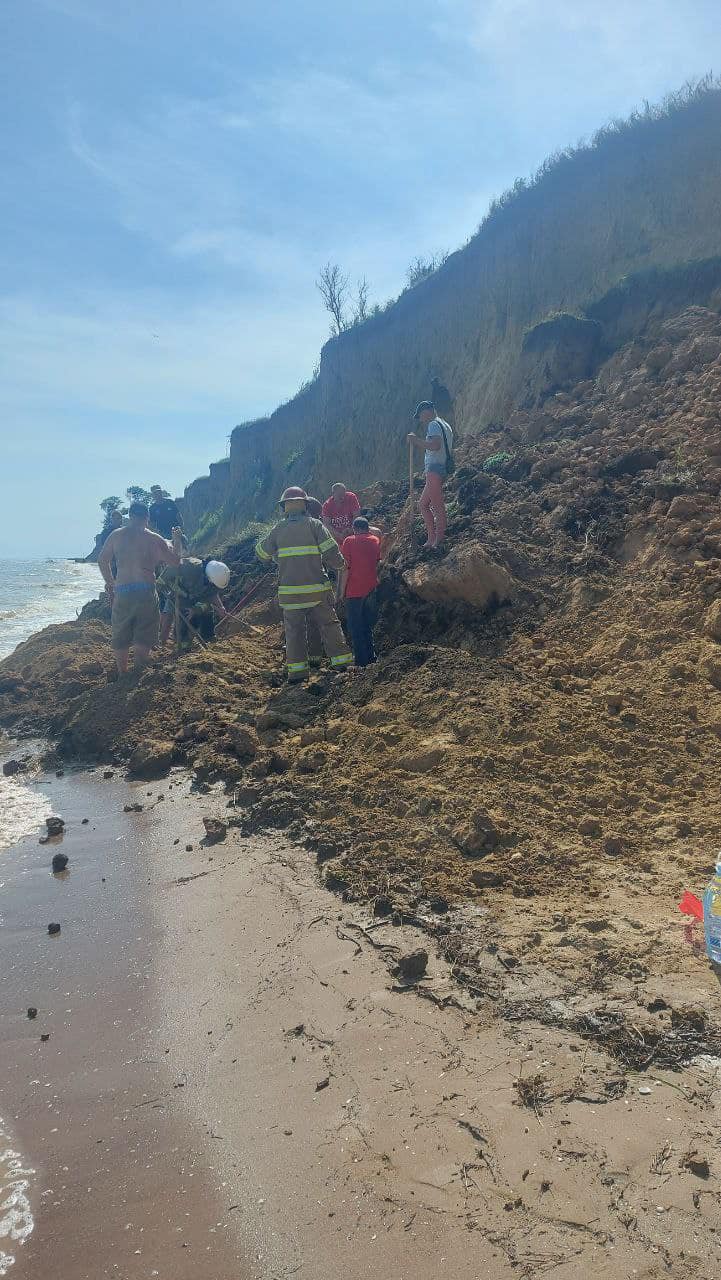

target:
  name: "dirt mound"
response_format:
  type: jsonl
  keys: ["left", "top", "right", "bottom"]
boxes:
{"left": 4, "top": 300, "right": 721, "bottom": 1048}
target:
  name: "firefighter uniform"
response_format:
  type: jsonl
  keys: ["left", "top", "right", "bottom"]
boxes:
{"left": 256, "top": 513, "right": 352, "bottom": 681}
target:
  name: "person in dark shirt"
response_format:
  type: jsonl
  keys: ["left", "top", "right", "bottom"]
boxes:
{"left": 148, "top": 486, "right": 183, "bottom": 540}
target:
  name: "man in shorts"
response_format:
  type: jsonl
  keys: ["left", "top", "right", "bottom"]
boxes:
{"left": 98, "top": 501, "right": 180, "bottom": 674}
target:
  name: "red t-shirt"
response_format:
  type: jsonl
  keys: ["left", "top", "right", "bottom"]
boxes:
{"left": 322, "top": 491, "right": 361, "bottom": 542}
{"left": 341, "top": 534, "right": 381, "bottom": 598}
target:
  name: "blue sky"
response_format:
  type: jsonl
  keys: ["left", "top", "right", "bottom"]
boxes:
{"left": 1, "top": 0, "right": 720, "bottom": 557}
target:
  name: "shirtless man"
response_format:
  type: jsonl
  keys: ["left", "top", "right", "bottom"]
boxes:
{"left": 98, "top": 501, "right": 180, "bottom": 674}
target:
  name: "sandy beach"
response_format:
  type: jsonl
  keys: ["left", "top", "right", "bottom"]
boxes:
{"left": 2, "top": 764, "right": 720, "bottom": 1279}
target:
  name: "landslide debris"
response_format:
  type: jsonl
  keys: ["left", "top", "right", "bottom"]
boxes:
{"left": 4, "top": 302, "right": 721, "bottom": 1039}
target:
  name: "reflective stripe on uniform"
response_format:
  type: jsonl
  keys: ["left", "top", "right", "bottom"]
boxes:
{"left": 277, "top": 545, "right": 322, "bottom": 558}
{"left": 256, "top": 542, "right": 272, "bottom": 561}
{"left": 318, "top": 537, "right": 337, "bottom": 552}
{"left": 330, "top": 653, "right": 353, "bottom": 666}
{"left": 282, "top": 602, "right": 319, "bottom": 610}
{"left": 287, "top": 660, "right": 309, "bottom": 672}
{"left": 278, "top": 583, "right": 332, "bottom": 595}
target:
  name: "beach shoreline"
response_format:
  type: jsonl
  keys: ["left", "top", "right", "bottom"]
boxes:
{"left": 2, "top": 763, "right": 720, "bottom": 1278}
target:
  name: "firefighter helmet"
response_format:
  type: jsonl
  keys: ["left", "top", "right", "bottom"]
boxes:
{"left": 279, "top": 486, "right": 308, "bottom": 505}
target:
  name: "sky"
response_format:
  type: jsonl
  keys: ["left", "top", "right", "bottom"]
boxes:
{"left": 1, "top": 1, "right": 720, "bottom": 557}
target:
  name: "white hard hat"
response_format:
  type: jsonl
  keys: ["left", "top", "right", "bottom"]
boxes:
{"left": 205, "top": 560, "right": 230, "bottom": 589}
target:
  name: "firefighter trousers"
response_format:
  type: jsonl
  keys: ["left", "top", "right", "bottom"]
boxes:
{"left": 283, "top": 598, "right": 352, "bottom": 679}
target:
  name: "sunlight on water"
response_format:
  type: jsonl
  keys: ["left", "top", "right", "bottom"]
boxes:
{"left": 0, "top": 1125, "right": 34, "bottom": 1276}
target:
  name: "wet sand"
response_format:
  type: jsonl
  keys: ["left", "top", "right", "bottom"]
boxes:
{"left": 1, "top": 768, "right": 720, "bottom": 1279}
{"left": 0, "top": 769, "right": 252, "bottom": 1279}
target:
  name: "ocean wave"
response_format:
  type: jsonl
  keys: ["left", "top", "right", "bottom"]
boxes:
{"left": 0, "top": 612, "right": 19, "bottom": 621}
{"left": 0, "top": 1128, "right": 35, "bottom": 1276}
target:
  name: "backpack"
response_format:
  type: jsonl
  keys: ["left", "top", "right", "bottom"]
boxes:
{"left": 439, "top": 420, "right": 455, "bottom": 476}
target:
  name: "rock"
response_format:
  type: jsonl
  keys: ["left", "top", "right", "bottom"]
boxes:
{"left": 232, "top": 727, "right": 258, "bottom": 761}
{"left": 296, "top": 748, "right": 327, "bottom": 774}
{"left": 671, "top": 1005, "right": 707, "bottom": 1032}
{"left": 27, "top": 1007, "right": 37, "bottom": 1020}
{"left": 453, "top": 810, "right": 500, "bottom": 857}
{"left": 128, "top": 738, "right": 175, "bottom": 780}
{"left": 39, "top": 836, "right": 48, "bottom": 845}
{"left": 103, "top": 769, "right": 115, "bottom": 779}
{"left": 667, "top": 495, "right": 700, "bottom": 521}
{"left": 604, "top": 836, "right": 623, "bottom": 856}
{"left": 255, "top": 712, "right": 281, "bottom": 731}
{"left": 2, "top": 759, "right": 26, "bottom": 777}
{"left": 81, "top": 818, "right": 89, "bottom": 824}
{"left": 683, "top": 1151, "right": 710, "bottom": 1180}
{"left": 578, "top": 816, "right": 602, "bottom": 837}
{"left": 40, "top": 1033, "right": 50, "bottom": 1043}
{"left": 704, "top": 599, "right": 721, "bottom": 641}
{"left": 45, "top": 816, "right": 65, "bottom": 836}
{"left": 51, "top": 853, "right": 69, "bottom": 872}
{"left": 185, "top": 844, "right": 193, "bottom": 852}
{"left": 471, "top": 868, "right": 503, "bottom": 888}
{"left": 396, "top": 747, "right": 445, "bottom": 773}
{"left": 315, "top": 1077, "right": 330, "bottom": 1092}
{"left": 202, "top": 817, "right": 227, "bottom": 844}
{"left": 404, "top": 540, "right": 519, "bottom": 610}
{"left": 47, "top": 923, "right": 61, "bottom": 936}
{"left": 396, "top": 949, "right": 429, "bottom": 983}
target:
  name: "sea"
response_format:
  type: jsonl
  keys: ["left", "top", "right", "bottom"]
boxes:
{"left": 0, "top": 558, "right": 101, "bottom": 663}
{"left": 0, "top": 561, "right": 98, "bottom": 1266}
{"left": 0, "top": 558, "right": 100, "bottom": 852}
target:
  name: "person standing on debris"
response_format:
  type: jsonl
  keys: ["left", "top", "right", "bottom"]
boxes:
{"left": 339, "top": 517, "right": 382, "bottom": 668}
{"left": 148, "top": 486, "right": 184, "bottom": 541}
{"left": 256, "top": 487, "right": 352, "bottom": 682}
{"left": 407, "top": 400, "right": 454, "bottom": 549}
{"left": 322, "top": 482, "right": 361, "bottom": 545}
{"left": 98, "top": 501, "right": 180, "bottom": 674}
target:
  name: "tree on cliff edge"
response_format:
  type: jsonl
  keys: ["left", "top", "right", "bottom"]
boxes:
{"left": 316, "top": 262, "right": 350, "bottom": 336}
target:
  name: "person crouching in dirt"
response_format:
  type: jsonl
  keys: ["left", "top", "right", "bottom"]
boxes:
{"left": 338, "top": 516, "right": 382, "bottom": 668}
{"left": 407, "top": 399, "right": 454, "bottom": 549}
{"left": 256, "top": 487, "right": 352, "bottom": 683}
{"left": 98, "top": 501, "right": 180, "bottom": 674}
{"left": 157, "top": 557, "right": 230, "bottom": 649}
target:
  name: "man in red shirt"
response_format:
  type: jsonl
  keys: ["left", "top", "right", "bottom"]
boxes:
{"left": 339, "top": 517, "right": 382, "bottom": 667}
{"left": 322, "top": 483, "right": 361, "bottom": 544}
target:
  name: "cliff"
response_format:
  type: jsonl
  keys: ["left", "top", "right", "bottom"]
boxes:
{"left": 184, "top": 80, "right": 721, "bottom": 548}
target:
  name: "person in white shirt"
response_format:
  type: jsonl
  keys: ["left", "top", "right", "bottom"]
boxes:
{"left": 407, "top": 400, "right": 454, "bottom": 549}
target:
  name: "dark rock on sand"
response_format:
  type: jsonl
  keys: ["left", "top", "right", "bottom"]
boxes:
{"left": 46, "top": 816, "right": 65, "bottom": 836}
{"left": 48, "top": 922, "right": 61, "bottom": 936}
{"left": 51, "top": 852, "right": 69, "bottom": 872}
{"left": 128, "top": 738, "right": 176, "bottom": 780}
{"left": 202, "top": 817, "right": 227, "bottom": 844}
{"left": 27, "top": 1007, "right": 38, "bottom": 1019}
{"left": 3, "top": 759, "right": 26, "bottom": 777}
{"left": 396, "top": 949, "right": 429, "bottom": 983}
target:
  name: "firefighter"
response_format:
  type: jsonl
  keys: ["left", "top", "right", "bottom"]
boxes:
{"left": 256, "top": 487, "right": 352, "bottom": 682}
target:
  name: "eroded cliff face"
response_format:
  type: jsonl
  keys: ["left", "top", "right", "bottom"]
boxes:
{"left": 184, "top": 87, "right": 721, "bottom": 548}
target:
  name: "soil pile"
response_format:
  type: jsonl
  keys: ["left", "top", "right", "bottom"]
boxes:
{"left": 3, "top": 302, "right": 721, "bottom": 1063}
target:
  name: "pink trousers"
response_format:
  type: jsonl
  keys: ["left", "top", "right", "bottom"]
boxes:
{"left": 419, "top": 471, "right": 447, "bottom": 546}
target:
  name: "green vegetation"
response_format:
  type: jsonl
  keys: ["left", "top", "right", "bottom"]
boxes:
{"left": 190, "top": 508, "right": 222, "bottom": 548}
{"left": 482, "top": 452, "right": 514, "bottom": 474}
{"left": 285, "top": 448, "right": 302, "bottom": 472}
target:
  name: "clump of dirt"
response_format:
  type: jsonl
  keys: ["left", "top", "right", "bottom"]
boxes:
{"left": 4, "top": 302, "right": 721, "bottom": 1048}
